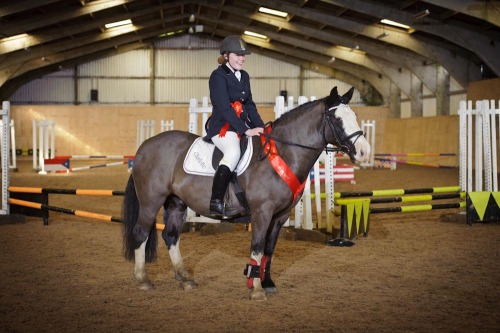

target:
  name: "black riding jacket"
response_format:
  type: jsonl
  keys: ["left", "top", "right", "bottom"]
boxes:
{"left": 205, "top": 64, "right": 264, "bottom": 139}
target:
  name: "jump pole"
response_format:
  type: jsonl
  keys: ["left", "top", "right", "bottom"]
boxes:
{"left": 9, "top": 187, "right": 125, "bottom": 196}
{"left": 7, "top": 197, "right": 165, "bottom": 231}
{"left": 8, "top": 186, "right": 165, "bottom": 230}
{"left": 375, "top": 153, "right": 456, "bottom": 157}
{"left": 374, "top": 158, "right": 455, "bottom": 168}
{"left": 328, "top": 189, "right": 467, "bottom": 247}
{"left": 42, "top": 155, "right": 134, "bottom": 173}
{"left": 56, "top": 160, "right": 129, "bottom": 173}
{"left": 369, "top": 201, "right": 466, "bottom": 214}
{"left": 334, "top": 186, "right": 462, "bottom": 199}
{"left": 1, "top": 101, "right": 10, "bottom": 215}
{"left": 55, "top": 155, "right": 135, "bottom": 159}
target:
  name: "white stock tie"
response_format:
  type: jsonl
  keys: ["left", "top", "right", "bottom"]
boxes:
{"left": 235, "top": 71, "right": 241, "bottom": 81}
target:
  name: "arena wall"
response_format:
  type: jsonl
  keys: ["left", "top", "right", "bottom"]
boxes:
{"left": 11, "top": 103, "right": 468, "bottom": 166}
{"left": 467, "top": 78, "right": 500, "bottom": 102}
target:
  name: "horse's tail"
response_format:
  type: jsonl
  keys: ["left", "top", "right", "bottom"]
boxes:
{"left": 122, "top": 175, "right": 158, "bottom": 262}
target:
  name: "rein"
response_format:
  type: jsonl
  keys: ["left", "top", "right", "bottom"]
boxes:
{"left": 257, "top": 104, "right": 364, "bottom": 161}
{"left": 257, "top": 122, "right": 324, "bottom": 161}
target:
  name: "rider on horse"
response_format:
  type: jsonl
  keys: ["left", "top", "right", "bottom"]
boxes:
{"left": 205, "top": 35, "right": 265, "bottom": 218}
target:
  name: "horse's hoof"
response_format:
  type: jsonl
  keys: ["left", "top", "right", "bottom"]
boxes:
{"left": 326, "top": 238, "right": 355, "bottom": 247}
{"left": 249, "top": 289, "right": 267, "bottom": 301}
{"left": 261, "top": 279, "right": 277, "bottom": 294}
{"left": 264, "top": 286, "right": 278, "bottom": 294}
{"left": 180, "top": 280, "right": 197, "bottom": 290}
{"left": 137, "top": 281, "right": 154, "bottom": 290}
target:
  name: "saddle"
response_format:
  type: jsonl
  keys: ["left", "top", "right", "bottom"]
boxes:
{"left": 183, "top": 136, "right": 252, "bottom": 218}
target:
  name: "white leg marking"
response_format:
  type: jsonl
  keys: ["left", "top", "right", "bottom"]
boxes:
{"left": 169, "top": 240, "right": 197, "bottom": 289}
{"left": 134, "top": 238, "right": 152, "bottom": 289}
{"left": 134, "top": 238, "right": 147, "bottom": 282}
{"left": 168, "top": 242, "right": 186, "bottom": 278}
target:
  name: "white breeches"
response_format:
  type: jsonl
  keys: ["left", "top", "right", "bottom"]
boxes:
{"left": 211, "top": 131, "right": 241, "bottom": 171}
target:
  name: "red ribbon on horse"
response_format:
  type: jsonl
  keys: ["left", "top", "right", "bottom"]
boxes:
{"left": 260, "top": 124, "right": 306, "bottom": 203}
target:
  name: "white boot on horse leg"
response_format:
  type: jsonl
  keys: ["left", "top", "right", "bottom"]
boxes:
{"left": 250, "top": 278, "right": 267, "bottom": 301}
{"left": 247, "top": 252, "right": 267, "bottom": 301}
{"left": 169, "top": 241, "right": 197, "bottom": 290}
{"left": 134, "top": 239, "right": 154, "bottom": 290}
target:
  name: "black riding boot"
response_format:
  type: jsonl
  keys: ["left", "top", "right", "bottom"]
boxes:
{"left": 210, "top": 165, "right": 240, "bottom": 218}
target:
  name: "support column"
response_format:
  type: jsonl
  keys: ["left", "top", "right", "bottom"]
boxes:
{"left": 436, "top": 65, "right": 450, "bottom": 115}
{"left": 389, "top": 83, "right": 401, "bottom": 118}
{"left": 149, "top": 45, "right": 155, "bottom": 105}
{"left": 410, "top": 74, "right": 423, "bottom": 117}
{"left": 74, "top": 65, "right": 79, "bottom": 105}
{"left": 299, "top": 65, "right": 305, "bottom": 96}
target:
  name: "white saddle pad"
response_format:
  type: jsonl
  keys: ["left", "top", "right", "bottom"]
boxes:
{"left": 183, "top": 137, "right": 253, "bottom": 176}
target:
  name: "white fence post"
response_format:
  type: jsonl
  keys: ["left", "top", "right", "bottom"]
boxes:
{"left": 137, "top": 120, "right": 156, "bottom": 149}
{"left": 1, "top": 101, "right": 10, "bottom": 215}
{"left": 0, "top": 118, "right": 16, "bottom": 170}
{"left": 361, "top": 120, "right": 375, "bottom": 168}
{"left": 161, "top": 120, "right": 175, "bottom": 132}
{"left": 32, "top": 119, "right": 55, "bottom": 173}
{"left": 459, "top": 99, "right": 499, "bottom": 192}
{"left": 186, "top": 97, "right": 219, "bottom": 224}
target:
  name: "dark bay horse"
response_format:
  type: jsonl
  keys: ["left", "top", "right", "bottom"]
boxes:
{"left": 123, "top": 87, "right": 370, "bottom": 300}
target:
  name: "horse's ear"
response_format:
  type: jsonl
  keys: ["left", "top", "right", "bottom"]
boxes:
{"left": 329, "top": 86, "right": 339, "bottom": 99}
{"left": 340, "top": 87, "right": 354, "bottom": 104}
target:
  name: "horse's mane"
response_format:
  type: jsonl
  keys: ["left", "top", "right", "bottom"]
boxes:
{"left": 273, "top": 97, "right": 326, "bottom": 126}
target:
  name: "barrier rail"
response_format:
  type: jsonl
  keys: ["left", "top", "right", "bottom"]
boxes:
{"left": 8, "top": 186, "right": 165, "bottom": 230}
{"left": 328, "top": 187, "right": 499, "bottom": 247}
{"left": 334, "top": 186, "right": 462, "bottom": 198}
{"left": 56, "top": 160, "right": 130, "bottom": 173}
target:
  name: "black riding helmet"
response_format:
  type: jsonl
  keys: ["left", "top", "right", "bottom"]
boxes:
{"left": 220, "top": 35, "right": 251, "bottom": 55}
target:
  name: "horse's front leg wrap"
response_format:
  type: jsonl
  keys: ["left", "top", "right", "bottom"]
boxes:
{"left": 243, "top": 259, "right": 260, "bottom": 289}
{"left": 260, "top": 255, "right": 269, "bottom": 281}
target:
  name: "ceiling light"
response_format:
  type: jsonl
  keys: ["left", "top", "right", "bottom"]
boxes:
{"left": 158, "top": 29, "right": 184, "bottom": 38}
{"left": 104, "top": 19, "right": 132, "bottom": 29}
{"left": 189, "top": 14, "right": 195, "bottom": 22}
{"left": 0, "top": 33, "right": 28, "bottom": 42}
{"left": 258, "top": 6, "right": 288, "bottom": 18}
{"left": 380, "top": 19, "right": 410, "bottom": 30}
{"left": 244, "top": 31, "right": 268, "bottom": 40}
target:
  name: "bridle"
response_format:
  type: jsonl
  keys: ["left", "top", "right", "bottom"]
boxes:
{"left": 323, "top": 104, "right": 364, "bottom": 161}
{"left": 258, "top": 102, "right": 364, "bottom": 162}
